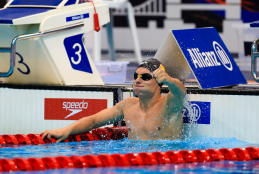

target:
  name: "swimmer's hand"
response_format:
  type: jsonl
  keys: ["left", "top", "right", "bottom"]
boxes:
{"left": 153, "top": 67, "right": 186, "bottom": 97}
{"left": 40, "top": 127, "right": 71, "bottom": 143}
{"left": 153, "top": 67, "right": 170, "bottom": 85}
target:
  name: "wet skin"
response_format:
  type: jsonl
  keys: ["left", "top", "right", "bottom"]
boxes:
{"left": 121, "top": 67, "right": 185, "bottom": 140}
{"left": 41, "top": 67, "right": 186, "bottom": 142}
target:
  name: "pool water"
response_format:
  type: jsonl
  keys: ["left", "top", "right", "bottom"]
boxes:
{"left": 0, "top": 136, "right": 252, "bottom": 159}
{"left": 0, "top": 136, "right": 258, "bottom": 173}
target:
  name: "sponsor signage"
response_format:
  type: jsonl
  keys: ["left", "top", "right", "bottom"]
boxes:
{"left": 172, "top": 27, "right": 246, "bottom": 89}
{"left": 182, "top": 101, "right": 210, "bottom": 124}
{"left": 64, "top": 34, "right": 93, "bottom": 73}
{"left": 45, "top": 98, "right": 107, "bottom": 120}
{"left": 66, "top": 13, "right": 89, "bottom": 22}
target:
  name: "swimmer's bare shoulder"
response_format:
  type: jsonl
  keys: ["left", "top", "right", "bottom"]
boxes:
{"left": 117, "top": 97, "right": 138, "bottom": 110}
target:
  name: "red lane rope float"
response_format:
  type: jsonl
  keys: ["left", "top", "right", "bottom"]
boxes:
{"left": 13, "top": 158, "right": 33, "bottom": 171}
{"left": 97, "top": 154, "right": 116, "bottom": 167}
{"left": 111, "top": 154, "right": 130, "bottom": 166}
{"left": 0, "top": 135, "right": 6, "bottom": 145}
{"left": 2, "top": 135, "right": 19, "bottom": 145}
{"left": 1, "top": 127, "right": 259, "bottom": 172}
{"left": 139, "top": 152, "right": 158, "bottom": 165}
{"left": 27, "top": 158, "right": 46, "bottom": 170}
{"left": 27, "top": 134, "right": 44, "bottom": 145}
{"left": 205, "top": 149, "right": 224, "bottom": 161}
{"left": 14, "top": 134, "right": 31, "bottom": 145}
{"left": 192, "top": 149, "right": 212, "bottom": 162}
{"left": 165, "top": 151, "right": 184, "bottom": 163}
{"left": 41, "top": 157, "right": 60, "bottom": 169}
{"left": 152, "top": 152, "right": 171, "bottom": 164}
{"left": 124, "top": 153, "right": 144, "bottom": 166}
{"left": 1, "top": 147, "right": 259, "bottom": 172}
{"left": 245, "top": 147, "right": 259, "bottom": 160}
{"left": 0, "top": 159, "right": 18, "bottom": 172}
{"left": 83, "top": 155, "right": 102, "bottom": 167}
{"left": 55, "top": 156, "right": 74, "bottom": 168}
{"left": 0, "top": 127, "right": 126, "bottom": 145}
{"left": 179, "top": 150, "right": 199, "bottom": 163}
{"left": 70, "top": 156, "right": 88, "bottom": 168}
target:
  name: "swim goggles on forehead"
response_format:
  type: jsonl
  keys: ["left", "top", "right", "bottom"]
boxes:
{"left": 134, "top": 73, "right": 153, "bottom": 81}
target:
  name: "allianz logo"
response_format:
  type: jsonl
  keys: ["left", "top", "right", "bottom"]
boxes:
{"left": 182, "top": 103, "right": 201, "bottom": 122}
{"left": 187, "top": 41, "right": 233, "bottom": 71}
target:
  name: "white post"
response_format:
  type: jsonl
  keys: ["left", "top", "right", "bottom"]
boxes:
{"left": 127, "top": 2, "right": 142, "bottom": 64}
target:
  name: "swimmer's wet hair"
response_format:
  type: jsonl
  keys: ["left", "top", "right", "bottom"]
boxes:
{"left": 138, "top": 58, "right": 164, "bottom": 88}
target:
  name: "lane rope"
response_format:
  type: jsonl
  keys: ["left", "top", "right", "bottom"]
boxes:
{"left": 0, "top": 126, "right": 258, "bottom": 172}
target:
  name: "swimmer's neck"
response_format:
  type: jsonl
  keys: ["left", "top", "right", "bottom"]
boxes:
{"left": 139, "top": 92, "right": 163, "bottom": 111}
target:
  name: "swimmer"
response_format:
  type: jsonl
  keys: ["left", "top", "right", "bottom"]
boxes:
{"left": 41, "top": 58, "right": 186, "bottom": 142}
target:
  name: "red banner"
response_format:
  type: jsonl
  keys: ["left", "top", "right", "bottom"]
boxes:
{"left": 44, "top": 98, "right": 107, "bottom": 120}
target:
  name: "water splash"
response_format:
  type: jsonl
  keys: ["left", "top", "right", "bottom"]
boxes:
{"left": 182, "top": 95, "right": 199, "bottom": 140}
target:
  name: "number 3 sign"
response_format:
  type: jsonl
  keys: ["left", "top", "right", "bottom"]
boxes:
{"left": 64, "top": 34, "right": 93, "bottom": 73}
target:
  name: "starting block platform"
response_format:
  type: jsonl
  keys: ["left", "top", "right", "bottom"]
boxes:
{"left": 0, "top": 0, "right": 110, "bottom": 85}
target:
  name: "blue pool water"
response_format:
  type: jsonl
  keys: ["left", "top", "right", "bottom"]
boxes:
{"left": 0, "top": 136, "right": 252, "bottom": 159}
{"left": 0, "top": 136, "right": 258, "bottom": 173}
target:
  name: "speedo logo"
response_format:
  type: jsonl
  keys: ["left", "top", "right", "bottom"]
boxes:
{"left": 187, "top": 41, "right": 233, "bottom": 71}
{"left": 45, "top": 98, "right": 107, "bottom": 120}
{"left": 63, "top": 100, "right": 88, "bottom": 119}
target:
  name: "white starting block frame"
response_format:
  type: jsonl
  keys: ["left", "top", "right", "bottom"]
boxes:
{"left": 0, "top": 0, "right": 110, "bottom": 85}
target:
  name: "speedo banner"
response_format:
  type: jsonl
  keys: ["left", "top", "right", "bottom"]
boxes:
{"left": 172, "top": 27, "right": 246, "bottom": 89}
{"left": 45, "top": 98, "right": 107, "bottom": 120}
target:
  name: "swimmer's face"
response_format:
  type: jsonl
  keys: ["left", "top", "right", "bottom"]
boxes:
{"left": 133, "top": 67, "right": 160, "bottom": 97}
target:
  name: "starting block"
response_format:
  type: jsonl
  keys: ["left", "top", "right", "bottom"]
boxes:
{"left": 0, "top": 0, "right": 110, "bottom": 85}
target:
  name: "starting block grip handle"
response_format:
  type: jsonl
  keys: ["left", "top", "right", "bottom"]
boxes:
{"left": 251, "top": 38, "right": 259, "bottom": 83}
{"left": 0, "top": 48, "right": 10, "bottom": 53}
{"left": 0, "top": 48, "right": 13, "bottom": 77}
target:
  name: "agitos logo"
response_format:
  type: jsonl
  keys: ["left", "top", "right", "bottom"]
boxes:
{"left": 187, "top": 41, "right": 233, "bottom": 71}
{"left": 44, "top": 98, "right": 107, "bottom": 120}
{"left": 182, "top": 101, "right": 210, "bottom": 124}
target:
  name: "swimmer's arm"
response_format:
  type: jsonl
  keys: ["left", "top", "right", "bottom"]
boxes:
{"left": 165, "top": 78, "right": 186, "bottom": 99}
{"left": 70, "top": 103, "right": 124, "bottom": 134}
{"left": 41, "top": 102, "right": 124, "bottom": 143}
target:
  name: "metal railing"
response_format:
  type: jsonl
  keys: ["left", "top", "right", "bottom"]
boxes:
{"left": 0, "top": 22, "right": 84, "bottom": 77}
{"left": 251, "top": 38, "right": 259, "bottom": 82}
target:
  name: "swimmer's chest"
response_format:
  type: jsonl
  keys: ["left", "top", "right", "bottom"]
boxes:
{"left": 124, "top": 102, "right": 170, "bottom": 134}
